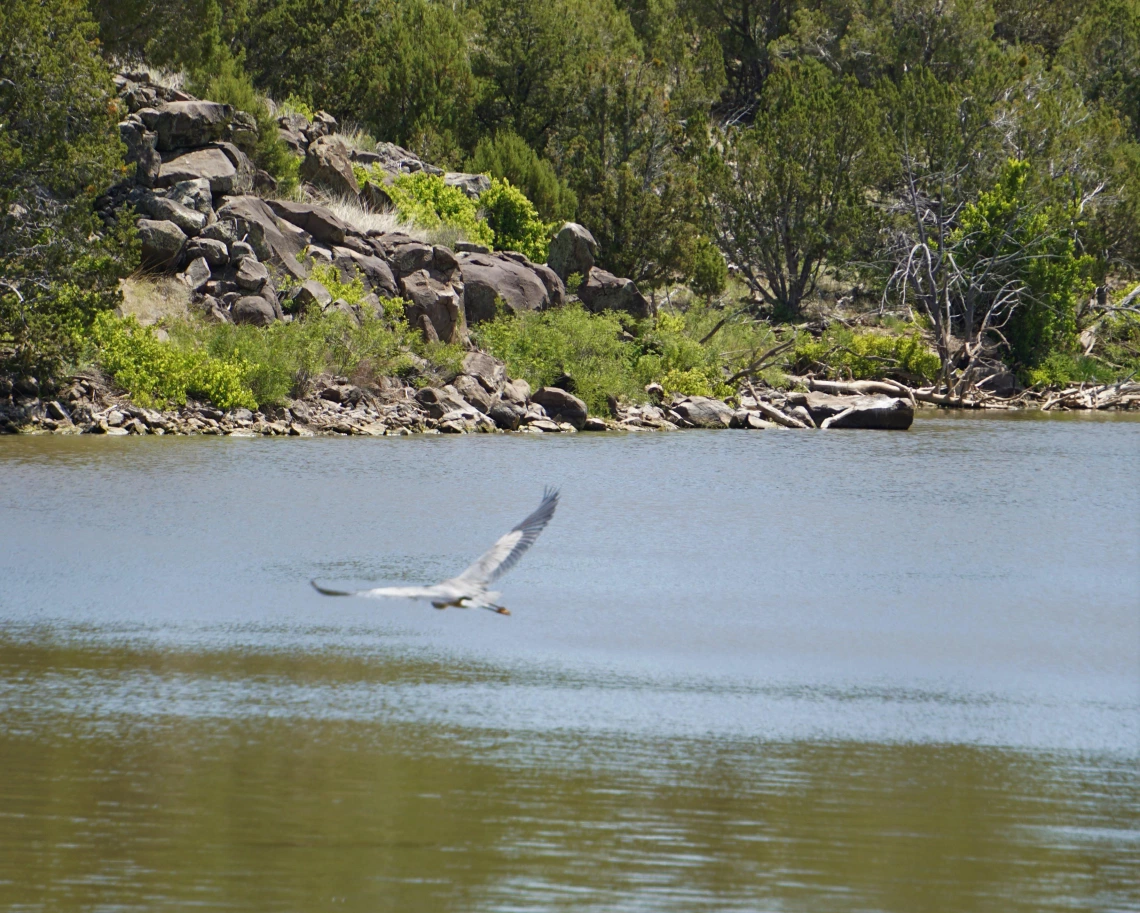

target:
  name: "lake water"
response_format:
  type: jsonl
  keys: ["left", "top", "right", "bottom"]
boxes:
{"left": 1, "top": 414, "right": 1138, "bottom": 912}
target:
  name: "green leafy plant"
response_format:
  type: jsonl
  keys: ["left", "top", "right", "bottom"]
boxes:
{"left": 794, "top": 325, "right": 941, "bottom": 382}
{"left": 469, "top": 130, "right": 578, "bottom": 221}
{"left": 479, "top": 178, "right": 553, "bottom": 262}
{"left": 386, "top": 173, "right": 494, "bottom": 248}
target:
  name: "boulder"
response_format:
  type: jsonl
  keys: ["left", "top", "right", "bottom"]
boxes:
{"left": 672, "top": 396, "right": 734, "bottom": 428}
{"left": 300, "top": 135, "right": 359, "bottom": 197}
{"left": 453, "top": 374, "right": 495, "bottom": 413}
{"left": 137, "top": 219, "right": 186, "bottom": 269}
{"left": 267, "top": 200, "right": 348, "bottom": 246}
{"left": 235, "top": 258, "right": 269, "bottom": 291}
{"left": 331, "top": 248, "right": 398, "bottom": 297}
{"left": 184, "top": 237, "right": 229, "bottom": 267}
{"left": 547, "top": 222, "right": 597, "bottom": 281}
{"left": 389, "top": 240, "right": 434, "bottom": 276}
{"left": 400, "top": 270, "right": 464, "bottom": 343}
{"left": 488, "top": 400, "right": 525, "bottom": 430}
{"left": 530, "top": 386, "right": 588, "bottom": 430}
{"left": 158, "top": 147, "right": 247, "bottom": 194}
{"left": 290, "top": 279, "right": 333, "bottom": 311}
{"left": 215, "top": 196, "right": 308, "bottom": 279}
{"left": 443, "top": 172, "right": 492, "bottom": 198}
{"left": 180, "top": 256, "right": 212, "bottom": 292}
{"left": 579, "top": 267, "right": 652, "bottom": 319}
{"left": 164, "top": 178, "right": 214, "bottom": 217}
{"left": 795, "top": 392, "right": 914, "bottom": 430}
{"left": 502, "top": 378, "right": 531, "bottom": 405}
{"left": 529, "top": 260, "right": 566, "bottom": 309}
{"left": 227, "top": 110, "right": 259, "bottom": 155}
{"left": 457, "top": 252, "right": 551, "bottom": 324}
{"left": 141, "top": 194, "right": 207, "bottom": 236}
{"left": 360, "top": 181, "right": 394, "bottom": 212}
{"left": 119, "top": 119, "right": 160, "bottom": 187}
{"left": 414, "top": 386, "right": 472, "bottom": 419}
{"left": 461, "top": 351, "right": 507, "bottom": 393}
{"left": 231, "top": 295, "right": 278, "bottom": 326}
{"left": 143, "top": 100, "right": 232, "bottom": 151}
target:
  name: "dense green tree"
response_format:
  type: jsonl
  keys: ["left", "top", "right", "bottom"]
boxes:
{"left": 704, "top": 61, "right": 886, "bottom": 317}
{"left": 469, "top": 131, "right": 578, "bottom": 222}
{"left": 0, "top": 0, "right": 137, "bottom": 378}
{"left": 1059, "top": 0, "right": 1140, "bottom": 141}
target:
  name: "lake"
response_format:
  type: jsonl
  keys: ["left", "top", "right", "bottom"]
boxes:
{"left": 1, "top": 413, "right": 1138, "bottom": 912}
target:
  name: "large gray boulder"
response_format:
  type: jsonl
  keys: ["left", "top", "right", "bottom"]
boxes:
{"left": 267, "top": 200, "right": 348, "bottom": 246}
{"left": 547, "top": 222, "right": 597, "bottom": 281}
{"left": 531, "top": 386, "right": 588, "bottom": 429}
{"left": 579, "top": 267, "right": 652, "bottom": 319}
{"left": 443, "top": 172, "right": 492, "bottom": 199}
{"left": 452, "top": 374, "right": 494, "bottom": 413}
{"left": 140, "top": 194, "right": 207, "bottom": 236}
{"left": 119, "top": 119, "right": 160, "bottom": 187}
{"left": 461, "top": 351, "right": 507, "bottom": 394}
{"left": 794, "top": 392, "right": 914, "bottom": 430}
{"left": 457, "top": 252, "right": 551, "bottom": 324}
{"left": 158, "top": 147, "right": 246, "bottom": 194}
{"left": 332, "top": 248, "right": 398, "bottom": 298}
{"left": 290, "top": 279, "right": 333, "bottom": 311}
{"left": 414, "top": 386, "right": 472, "bottom": 419}
{"left": 215, "top": 196, "right": 308, "bottom": 280}
{"left": 400, "top": 270, "right": 464, "bottom": 343}
{"left": 300, "top": 135, "right": 359, "bottom": 198}
{"left": 184, "top": 237, "right": 229, "bottom": 267}
{"left": 231, "top": 295, "right": 278, "bottom": 326}
{"left": 142, "top": 101, "right": 232, "bottom": 151}
{"left": 672, "top": 396, "right": 734, "bottom": 428}
{"left": 137, "top": 219, "right": 186, "bottom": 269}
{"left": 235, "top": 258, "right": 269, "bottom": 291}
{"left": 164, "top": 178, "right": 214, "bottom": 217}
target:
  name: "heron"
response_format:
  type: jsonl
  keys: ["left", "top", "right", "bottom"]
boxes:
{"left": 311, "top": 487, "right": 559, "bottom": 615}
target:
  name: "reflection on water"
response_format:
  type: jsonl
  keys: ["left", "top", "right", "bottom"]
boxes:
{"left": 1, "top": 414, "right": 1138, "bottom": 911}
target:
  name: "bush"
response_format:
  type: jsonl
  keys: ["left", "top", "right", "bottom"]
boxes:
{"left": 688, "top": 237, "right": 728, "bottom": 299}
{"left": 469, "top": 131, "right": 578, "bottom": 222}
{"left": 191, "top": 55, "right": 299, "bottom": 193}
{"left": 91, "top": 313, "right": 257, "bottom": 410}
{"left": 794, "top": 325, "right": 941, "bottom": 382}
{"left": 479, "top": 178, "right": 553, "bottom": 262}
{"left": 385, "top": 172, "right": 494, "bottom": 248}
{"left": 0, "top": 0, "right": 138, "bottom": 379}
{"left": 1026, "top": 351, "right": 1118, "bottom": 386}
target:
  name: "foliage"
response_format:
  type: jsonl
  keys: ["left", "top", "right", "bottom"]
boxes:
{"left": 91, "top": 313, "right": 257, "bottom": 410}
{"left": 469, "top": 130, "right": 577, "bottom": 222}
{"left": 479, "top": 179, "right": 554, "bottom": 262}
{"left": 190, "top": 52, "right": 299, "bottom": 192}
{"left": 385, "top": 173, "right": 495, "bottom": 248}
{"left": 688, "top": 237, "right": 728, "bottom": 299}
{"left": 0, "top": 0, "right": 138, "bottom": 379}
{"left": 704, "top": 61, "right": 886, "bottom": 317}
{"left": 1025, "top": 351, "right": 1117, "bottom": 386}
{"left": 794, "top": 325, "right": 941, "bottom": 383}
{"left": 951, "top": 160, "right": 1093, "bottom": 368}
{"left": 474, "top": 298, "right": 778, "bottom": 411}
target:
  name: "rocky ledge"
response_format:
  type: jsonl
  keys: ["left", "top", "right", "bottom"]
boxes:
{"left": 1, "top": 351, "right": 925, "bottom": 437}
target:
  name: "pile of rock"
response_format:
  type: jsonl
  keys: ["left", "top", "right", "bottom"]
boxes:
{"left": 101, "top": 72, "right": 654, "bottom": 343}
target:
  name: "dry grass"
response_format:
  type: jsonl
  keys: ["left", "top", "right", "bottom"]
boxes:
{"left": 333, "top": 123, "right": 380, "bottom": 154}
{"left": 117, "top": 276, "right": 191, "bottom": 326}
{"left": 317, "top": 193, "right": 430, "bottom": 241}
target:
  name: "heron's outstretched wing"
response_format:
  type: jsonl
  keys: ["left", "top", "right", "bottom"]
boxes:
{"left": 450, "top": 487, "right": 559, "bottom": 587}
{"left": 311, "top": 580, "right": 439, "bottom": 599}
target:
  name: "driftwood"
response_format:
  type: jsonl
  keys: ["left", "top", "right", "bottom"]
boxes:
{"left": 1042, "top": 381, "right": 1140, "bottom": 411}
{"left": 745, "top": 382, "right": 809, "bottom": 428}
{"left": 808, "top": 378, "right": 916, "bottom": 403}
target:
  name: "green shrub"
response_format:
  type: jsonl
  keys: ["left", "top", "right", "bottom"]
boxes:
{"left": 794, "top": 325, "right": 941, "bottom": 382}
{"left": 386, "top": 172, "right": 494, "bottom": 247}
{"left": 473, "top": 305, "right": 641, "bottom": 412}
{"left": 469, "top": 131, "right": 578, "bottom": 222}
{"left": 688, "top": 237, "right": 728, "bottom": 299}
{"left": 479, "top": 178, "right": 553, "bottom": 262}
{"left": 191, "top": 55, "right": 299, "bottom": 193}
{"left": 1025, "top": 352, "right": 1117, "bottom": 386}
{"left": 278, "top": 94, "right": 316, "bottom": 121}
{"left": 92, "top": 313, "right": 257, "bottom": 410}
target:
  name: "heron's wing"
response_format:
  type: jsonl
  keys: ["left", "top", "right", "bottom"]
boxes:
{"left": 311, "top": 580, "right": 439, "bottom": 600}
{"left": 450, "top": 487, "right": 559, "bottom": 587}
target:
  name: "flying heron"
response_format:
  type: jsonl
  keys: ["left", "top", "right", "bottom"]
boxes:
{"left": 311, "top": 487, "right": 559, "bottom": 615}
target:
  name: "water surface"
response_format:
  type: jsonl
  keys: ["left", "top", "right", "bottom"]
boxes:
{"left": 1, "top": 414, "right": 1138, "bottom": 911}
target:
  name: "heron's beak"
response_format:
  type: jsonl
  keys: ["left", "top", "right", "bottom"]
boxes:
{"left": 496, "top": 607, "right": 511, "bottom": 615}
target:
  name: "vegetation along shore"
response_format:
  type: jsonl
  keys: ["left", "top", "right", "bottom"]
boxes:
{"left": 3, "top": 0, "right": 1139, "bottom": 437}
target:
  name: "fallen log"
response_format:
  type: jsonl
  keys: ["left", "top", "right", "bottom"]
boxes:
{"left": 745, "top": 382, "right": 809, "bottom": 429}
